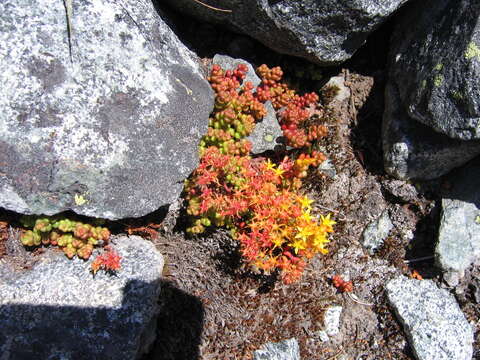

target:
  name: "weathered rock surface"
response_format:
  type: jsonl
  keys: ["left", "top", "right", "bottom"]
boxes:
{"left": 211, "top": 55, "right": 283, "bottom": 154}
{"left": 389, "top": 0, "right": 480, "bottom": 141}
{"left": 317, "top": 305, "right": 343, "bottom": 342}
{"left": 382, "top": 83, "right": 480, "bottom": 180}
{"left": 381, "top": 179, "right": 418, "bottom": 203}
{"left": 253, "top": 338, "right": 300, "bottom": 360}
{"left": 361, "top": 210, "right": 393, "bottom": 254}
{"left": 164, "top": 0, "right": 409, "bottom": 65}
{"left": 435, "top": 158, "right": 480, "bottom": 286}
{"left": 386, "top": 276, "right": 473, "bottom": 360}
{"left": 0, "top": 0, "right": 213, "bottom": 219}
{"left": 0, "top": 236, "right": 164, "bottom": 360}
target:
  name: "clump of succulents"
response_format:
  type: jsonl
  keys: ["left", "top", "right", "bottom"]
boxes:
{"left": 184, "top": 63, "right": 336, "bottom": 284}
{"left": 20, "top": 215, "right": 110, "bottom": 260}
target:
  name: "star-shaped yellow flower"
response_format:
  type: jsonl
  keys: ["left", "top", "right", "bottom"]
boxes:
{"left": 300, "top": 209, "right": 313, "bottom": 222}
{"left": 272, "top": 236, "right": 285, "bottom": 249}
{"left": 290, "top": 238, "right": 307, "bottom": 254}
{"left": 295, "top": 224, "right": 315, "bottom": 241}
{"left": 312, "top": 232, "right": 329, "bottom": 252}
{"left": 265, "top": 159, "right": 276, "bottom": 171}
{"left": 320, "top": 213, "right": 336, "bottom": 232}
{"left": 273, "top": 166, "right": 285, "bottom": 178}
{"left": 298, "top": 195, "right": 314, "bottom": 210}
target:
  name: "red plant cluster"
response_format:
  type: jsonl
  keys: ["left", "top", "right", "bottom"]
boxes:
{"left": 91, "top": 245, "right": 122, "bottom": 275}
{"left": 331, "top": 274, "right": 353, "bottom": 293}
{"left": 256, "top": 64, "right": 328, "bottom": 147}
{"left": 200, "top": 64, "right": 266, "bottom": 156}
{"left": 185, "top": 62, "right": 335, "bottom": 284}
{"left": 185, "top": 146, "right": 331, "bottom": 284}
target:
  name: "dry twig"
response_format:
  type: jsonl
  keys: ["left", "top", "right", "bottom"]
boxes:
{"left": 191, "top": 0, "right": 232, "bottom": 12}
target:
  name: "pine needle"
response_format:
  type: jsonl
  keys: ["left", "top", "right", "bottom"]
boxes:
{"left": 191, "top": 0, "right": 232, "bottom": 13}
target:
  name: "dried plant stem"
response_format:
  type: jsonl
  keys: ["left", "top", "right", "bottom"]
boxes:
{"left": 314, "top": 204, "right": 347, "bottom": 222}
{"left": 403, "top": 255, "right": 434, "bottom": 263}
{"left": 191, "top": 0, "right": 232, "bottom": 12}
{"left": 347, "top": 292, "right": 374, "bottom": 306}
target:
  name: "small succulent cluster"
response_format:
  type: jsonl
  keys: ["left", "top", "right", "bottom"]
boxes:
{"left": 200, "top": 64, "right": 266, "bottom": 156}
{"left": 332, "top": 274, "right": 353, "bottom": 293}
{"left": 256, "top": 64, "right": 328, "bottom": 148}
{"left": 20, "top": 216, "right": 110, "bottom": 260}
{"left": 184, "top": 63, "right": 335, "bottom": 284}
{"left": 91, "top": 245, "right": 122, "bottom": 274}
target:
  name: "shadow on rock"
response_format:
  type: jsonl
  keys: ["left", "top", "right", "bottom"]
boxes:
{"left": 143, "top": 280, "right": 204, "bottom": 360}
{"left": 0, "top": 278, "right": 163, "bottom": 360}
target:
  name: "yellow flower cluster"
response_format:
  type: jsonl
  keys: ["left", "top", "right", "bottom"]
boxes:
{"left": 289, "top": 196, "right": 335, "bottom": 256}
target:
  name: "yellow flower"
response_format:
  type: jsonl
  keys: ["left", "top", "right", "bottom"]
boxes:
{"left": 320, "top": 213, "right": 336, "bottom": 232}
{"left": 290, "top": 238, "right": 306, "bottom": 254}
{"left": 265, "top": 159, "right": 276, "bottom": 171}
{"left": 312, "top": 232, "right": 329, "bottom": 252}
{"left": 272, "top": 236, "right": 285, "bottom": 249}
{"left": 295, "top": 224, "right": 315, "bottom": 241}
{"left": 273, "top": 166, "right": 285, "bottom": 178}
{"left": 300, "top": 209, "right": 313, "bottom": 222}
{"left": 298, "top": 195, "right": 314, "bottom": 210}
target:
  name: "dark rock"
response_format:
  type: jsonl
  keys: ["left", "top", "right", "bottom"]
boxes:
{"left": 386, "top": 276, "right": 473, "bottom": 360}
{"left": 227, "top": 36, "right": 256, "bottom": 59}
{"left": 164, "top": 0, "right": 409, "bottom": 65}
{"left": 0, "top": 0, "right": 213, "bottom": 220}
{"left": 435, "top": 158, "right": 480, "bottom": 286}
{"left": 382, "top": 83, "right": 480, "bottom": 180}
{"left": 389, "top": 0, "right": 480, "bottom": 140}
{"left": 0, "top": 236, "right": 164, "bottom": 360}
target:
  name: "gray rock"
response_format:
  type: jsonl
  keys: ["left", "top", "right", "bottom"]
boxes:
{"left": 386, "top": 276, "right": 473, "bottom": 360}
{"left": 0, "top": 0, "right": 213, "bottom": 220}
{"left": 361, "top": 210, "right": 394, "bottom": 254}
{"left": 211, "top": 55, "right": 283, "bottom": 154}
{"left": 318, "top": 158, "right": 337, "bottom": 179}
{"left": 435, "top": 158, "right": 480, "bottom": 286}
{"left": 212, "top": 54, "right": 261, "bottom": 87}
{"left": 253, "top": 338, "right": 300, "bottom": 360}
{"left": 247, "top": 101, "right": 284, "bottom": 154}
{"left": 382, "top": 83, "right": 480, "bottom": 180}
{"left": 0, "top": 236, "right": 164, "bottom": 360}
{"left": 390, "top": 0, "right": 480, "bottom": 140}
{"left": 164, "top": 0, "right": 409, "bottom": 65}
{"left": 381, "top": 179, "right": 418, "bottom": 203}
{"left": 323, "top": 305, "right": 342, "bottom": 337}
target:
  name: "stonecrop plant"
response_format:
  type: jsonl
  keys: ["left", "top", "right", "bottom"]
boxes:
{"left": 185, "top": 62, "right": 336, "bottom": 284}
{"left": 20, "top": 215, "right": 121, "bottom": 274}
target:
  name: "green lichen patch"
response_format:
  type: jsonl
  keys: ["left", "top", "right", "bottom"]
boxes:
{"left": 451, "top": 90, "right": 464, "bottom": 101}
{"left": 434, "top": 74, "right": 444, "bottom": 87}
{"left": 434, "top": 63, "right": 444, "bottom": 71}
{"left": 465, "top": 42, "right": 480, "bottom": 60}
